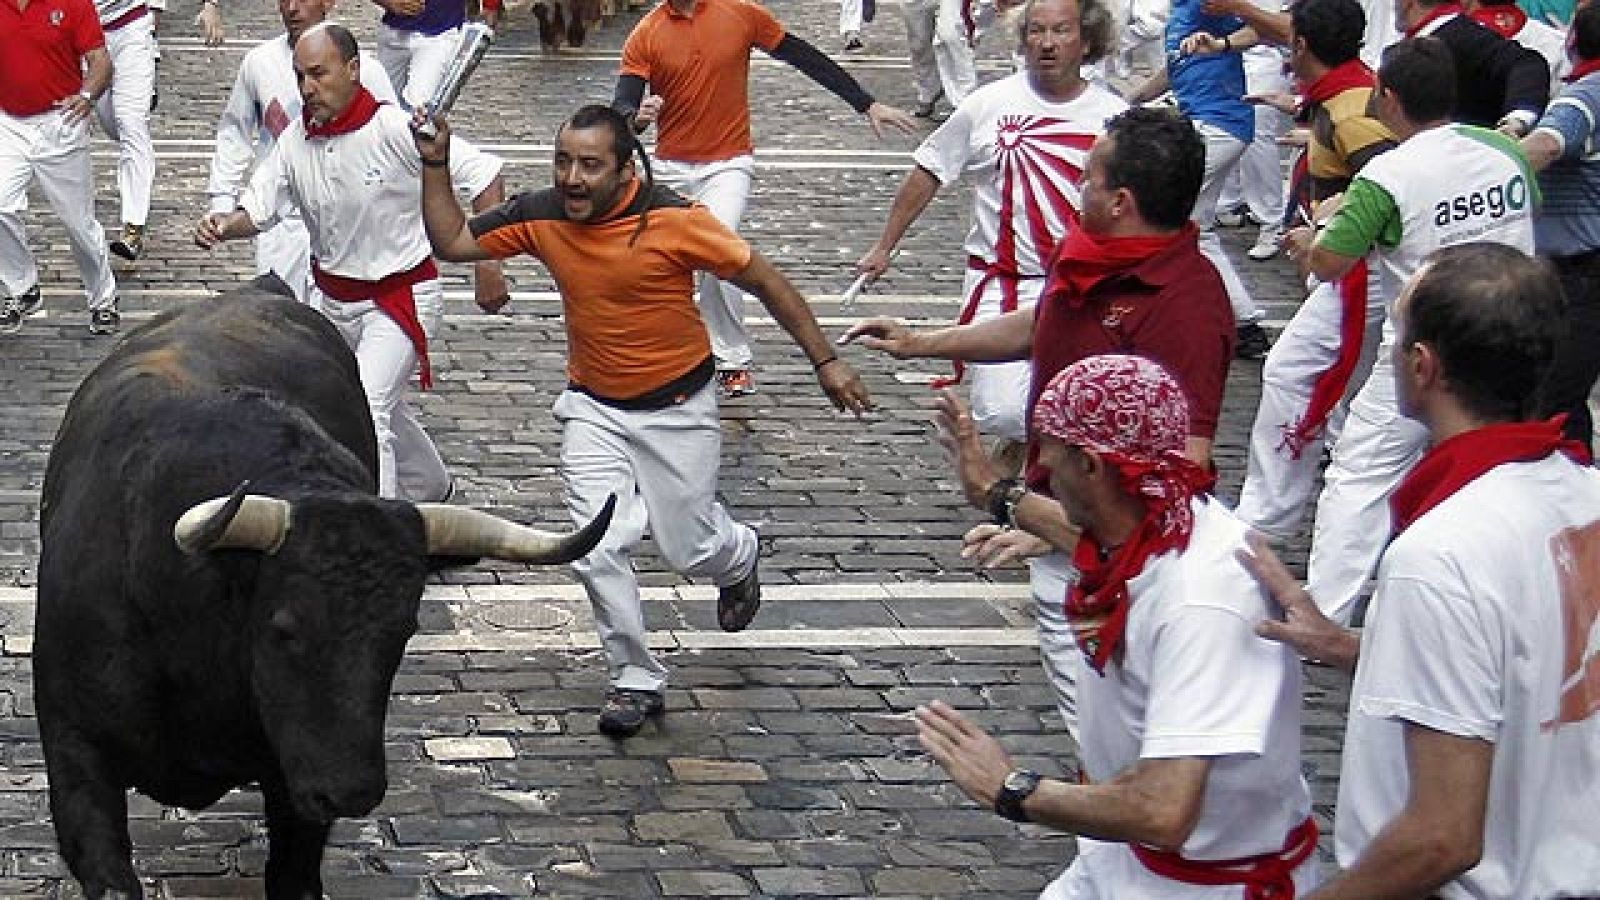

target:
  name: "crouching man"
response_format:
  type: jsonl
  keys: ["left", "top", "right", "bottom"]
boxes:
{"left": 917, "top": 354, "right": 1319, "bottom": 898}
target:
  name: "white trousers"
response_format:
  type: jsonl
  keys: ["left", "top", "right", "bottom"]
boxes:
{"left": 256, "top": 215, "right": 312, "bottom": 304}
{"left": 313, "top": 279, "right": 449, "bottom": 501}
{"left": 1305, "top": 345, "right": 1428, "bottom": 624}
{"left": 962, "top": 269, "right": 1044, "bottom": 442}
{"left": 840, "top": 0, "right": 864, "bottom": 33}
{"left": 1218, "top": 49, "right": 1291, "bottom": 227}
{"left": 1030, "top": 551, "right": 1081, "bottom": 743}
{"left": 95, "top": 16, "right": 157, "bottom": 228}
{"left": 376, "top": 24, "right": 462, "bottom": 111}
{"left": 1039, "top": 837, "right": 1320, "bottom": 899}
{"left": 1236, "top": 268, "right": 1384, "bottom": 541}
{"left": 902, "top": 0, "right": 978, "bottom": 106}
{"left": 555, "top": 384, "right": 759, "bottom": 691}
{"left": 1191, "top": 120, "right": 1259, "bottom": 325}
{"left": 0, "top": 108, "right": 116, "bottom": 308}
{"left": 654, "top": 155, "right": 756, "bottom": 370}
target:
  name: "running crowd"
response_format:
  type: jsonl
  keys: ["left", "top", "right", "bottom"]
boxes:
{"left": 3, "top": 0, "right": 1599, "bottom": 895}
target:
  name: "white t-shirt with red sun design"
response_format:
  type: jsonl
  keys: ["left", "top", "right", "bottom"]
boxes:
{"left": 912, "top": 71, "right": 1126, "bottom": 278}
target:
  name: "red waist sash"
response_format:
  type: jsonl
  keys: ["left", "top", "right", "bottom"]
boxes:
{"left": 1132, "top": 816, "right": 1318, "bottom": 900}
{"left": 312, "top": 256, "right": 439, "bottom": 390}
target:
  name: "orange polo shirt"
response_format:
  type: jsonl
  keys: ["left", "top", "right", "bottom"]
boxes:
{"left": 619, "top": 0, "right": 786, "bottom": 162}
{"left": 470, "top": 181, "right": 752, "bottom": 401}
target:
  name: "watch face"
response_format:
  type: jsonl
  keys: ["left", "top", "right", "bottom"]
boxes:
{"left": 1003, "top": 770, "right": 1033, "bottom": 791}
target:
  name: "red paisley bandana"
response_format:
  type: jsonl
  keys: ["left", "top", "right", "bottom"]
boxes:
{"left": 1033, "top": 355, "right": 1216, "bottom": 673}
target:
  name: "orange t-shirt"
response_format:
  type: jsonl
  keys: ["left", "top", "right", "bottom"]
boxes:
{"left": 619, "top": 0, "right": 785, "bottom": 163}
{"left": 470, "top": 181, "right": 752, "bottom": 401}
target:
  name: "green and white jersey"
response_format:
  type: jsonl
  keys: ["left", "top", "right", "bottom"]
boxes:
{"left": 1318, "top": 123, "right": 1537, "bottom": 333}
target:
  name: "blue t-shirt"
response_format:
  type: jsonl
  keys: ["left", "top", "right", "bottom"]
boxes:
{"left": 1532, "top": 74, "right": 1600, "bottom": 256}
{"left": 382, "top": 0, "right": 464, "bottom": 36}
{"left": 1164, "top": 0, "right": 1253, "bottom": 144}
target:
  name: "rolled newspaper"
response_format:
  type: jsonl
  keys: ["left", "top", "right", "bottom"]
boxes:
{"left": 414, "top": 22, "right": 494, "bottom": 139}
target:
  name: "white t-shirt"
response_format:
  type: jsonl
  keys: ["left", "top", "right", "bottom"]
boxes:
{"left": 1076, "top": 497, "right": 1313, "bottom": 862}
{"left": 1336, "top": 454, "right": 1600, "bottom": 898}
{"left": 241, "top": 103, "right": 501, "bottom": 281}
{"left": 208, "top": 35, "right": 397, "bottom": 216}
{"left": 913, "top": 72, "right": 1126, "bottom": 276}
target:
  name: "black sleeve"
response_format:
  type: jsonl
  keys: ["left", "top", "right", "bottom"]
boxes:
{"left": 1452, "top": 21, "right": 1549, "bottom": 120}
{"left": 766, "top": 33, "right": 874, "bottom": 114}
{"left": 612, "top": 73, "right": 647, "bottom": 118}
{"left": 1496, "top": 40, "right": 1551, "bottom": 118}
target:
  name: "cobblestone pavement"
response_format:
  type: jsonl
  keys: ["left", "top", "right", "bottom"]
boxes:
{"left": 0, "top": 2, "right": 1344, "bottom": 896}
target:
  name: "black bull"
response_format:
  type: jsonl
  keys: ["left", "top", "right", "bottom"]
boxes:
{"left": 34, "top": 282, "right": 612, "bottom": 899}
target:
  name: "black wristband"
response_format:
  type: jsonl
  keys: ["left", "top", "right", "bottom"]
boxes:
{"left": 421, "top": 157, "right": 450, "bottom": 168}
{"left": 985, "top": 477, "right": 1024, "bottom": 526}
{"left": 812, "top": 355, "right": 839, "bottom": 371}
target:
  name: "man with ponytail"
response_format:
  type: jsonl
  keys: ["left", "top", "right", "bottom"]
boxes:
{"left": 415, "top": 104, "right": 873, "bottom": 739}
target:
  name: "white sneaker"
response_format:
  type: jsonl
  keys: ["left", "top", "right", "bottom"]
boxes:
{"left": 1248, "top": 224, "right": 1282, "bottom": 261}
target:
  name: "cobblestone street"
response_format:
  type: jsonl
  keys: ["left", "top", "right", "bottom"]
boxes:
{"left": 0, "top": 1, "right": 1344, "bottom": 896}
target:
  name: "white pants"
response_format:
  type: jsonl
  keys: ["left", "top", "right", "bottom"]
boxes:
{"left": 376, "top": 23, "right": 462, "bottom": 111}
{"left": 903, "top": 0, "right": 978, "bottom": 106}
{"left": 1218, "top": 48, "right": 1291, "bottom": 227}
{"left": 256, "top": 216, "right": 312, "bottom": 304}
{"left": 95, "top": 15, "right": 157, "bottom": 228}
{"left": 555, "top": 384, "right": 759, "bottom": 691}
{"left": 313, "top": 279, "right": 449, "bottom": 501}
{"left": 1305, "top": 345, "right": 1428, "bottom": 624}
{"left": 840, "top": 0, "right": 865, "bottom": 33}
{"left": 1039, "top": 837, "right": 1320, "bottom": 899}
{"left": 654, "top": 155, "right": 756, "bottom": 371}
{"left": 1236, "top": 268, "right": 1384, "bottom": 541}
{"left": 1191, "top": 120, "right": 1259, "bottom": 325}
{"left": 962, "top": 270, "right": 1044, "bottom": 442}
{"left": 0, "top": 108, "right": 116, "bottom": 308}
{"left": 1030, "top": 551, "right": 1081, "bottom": 742}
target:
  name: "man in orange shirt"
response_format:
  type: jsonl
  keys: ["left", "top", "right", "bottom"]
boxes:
{"left": 416, "top": 104, "right": 872, "bottom": 738}
{"left": 612, "top": 0, "right": 913, "bottom": 398}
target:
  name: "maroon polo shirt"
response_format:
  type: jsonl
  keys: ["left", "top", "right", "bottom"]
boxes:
{"left": 1026, "top": 230, "right": 1235, "bottom": 490}
{"left": 0, "top": 0, "right": 105, "bottom": 117}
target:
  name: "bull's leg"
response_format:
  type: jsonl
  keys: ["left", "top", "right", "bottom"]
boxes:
{"left": 43, "top": 736, "right": 142, "bottom": 899}
{"left": 261, "top": 782, "right": 331, "bottom": 900}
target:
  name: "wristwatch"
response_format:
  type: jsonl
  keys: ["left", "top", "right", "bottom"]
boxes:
{"left": 985, "top": 477, "right": 1027, "bottom": 528}
{"left": 995, "top": 768, "right": 1042, "bottom": 822}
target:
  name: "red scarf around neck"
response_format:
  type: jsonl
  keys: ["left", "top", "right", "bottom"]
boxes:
{"left": 1066, "top": 458, "right": 1216, "bottom": 675}
{"left": 303, "top": 86, "right": 381, "bottom": 138}
{"left": 1390, "top": 416, "right": 1591, "bottom": 534}
{"left": 1470, "top": 3, "right": 1527, "bottom": 37}
{"left": 1568, "top": 57, "right": 1600, "bottom": 82}
{"left": 1049, "top": 220, "right": 1194, "bottom": 302}
{"left": 1406, "top": 2, "right": 1461, "bottom": 36}
{"left": 1301, "top": 58, "right": 1376, "bottom": 107}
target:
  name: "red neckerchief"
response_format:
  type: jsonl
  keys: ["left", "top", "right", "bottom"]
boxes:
{"left": 1300, "top": 58, "right": 1375, "bottom": 106}
{"left": 303, "top": 86, "right": 381, "bottom": 138}
{"left": 1048, "top": 219, "right": 1194, "bottom": 302}
{"left": 1391, "top": 416, "right": 1591, "bottom": 534}
{"left": 1066, "top": 457, "right": 1216, "bottom": 675}
{"left": 1568, "top": 57, "right": 1600, "bottom": 82}
{"left": 1469, "top": 3, "right": 1526, "bottom": 37}
{"left": 1406, "top": 2, "right": 1461, "bottom": 36}
{"left": 313, "top": 257, "right": 440, "bottom": 389}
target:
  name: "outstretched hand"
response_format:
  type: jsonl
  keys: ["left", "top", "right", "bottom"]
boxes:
{"left": 961, "top": 522, "right": 1052, "bottom": 569}
{"left": 816, "top": 358, "right": 874, "bottom": 416}
{"left": 1237, "top": 533, "right": 1360, "bottom": 672}
{"left": 837, "top": 317, "right": 922, "bottom": 359}
{"left": 865, "top": 101, "right": 918, "bottom": 140}
{"left": 915, "top": 700, "right": 1012, "bottom": 810}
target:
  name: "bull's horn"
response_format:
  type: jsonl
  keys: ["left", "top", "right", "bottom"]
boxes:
{"left": 174, "top": 487, "right": 293, "bottom": 555}
{"left": 416, "top": 494, "right": 616, "bottom": 564}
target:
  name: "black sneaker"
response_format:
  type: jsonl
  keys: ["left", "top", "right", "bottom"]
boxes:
{"left": 1236, "top": 321, "right": 1271, "bottom": 360}
{"left": 717, "top": 557, "right": 761, "bottom": 632}
{"left": 597, "top": 687, "right": 665, "bottom": 738}
{"left": 88, "top": 307, "right": 121, "bottom": 336}
{"left": 0, "top": 286, "right": 42, "bottom": 335}
{"left": 913, "top": 91, "right": 944, "bottom": 119}
{"left": 110, "top": 223, "right": 145, "bottom": 261}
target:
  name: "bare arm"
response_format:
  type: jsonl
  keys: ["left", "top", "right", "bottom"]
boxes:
{"left": 1305, "top": 725, "right": 1491, "bottom": 899}
{"left": 857, "top": 166, "right": 941, "bottom": 281}
{"left": 81, "top": 46, "right": 112, "bottom": 100}
{"left": 414, "top": 116, "right": 495, "bottom": 263}
{"left": 731, "top": 252, "right": 873, "bottom": 415}
{"left": 840, "top": 307, "right": 1035, "bottom": 363}
{"left": 1128, "top": 67, "right": 1170, "bottom": 104}
{"left": 469, "top": 173, "right": 511, "bottom": 313}
{"left": 917, "top": 700, "right": 1211, "bottom": 850}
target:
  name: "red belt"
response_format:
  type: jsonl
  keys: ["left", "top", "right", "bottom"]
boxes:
{"left": 312, "top": 257, "right": 439, "bottom": 390}
{"left": 105, "top": 5, "right": 149, "bottom": 31}
{"left": 1132, "top": 815, "right": 1319, "bottom": 900}
{"left": 931, "top": 255, "right": 1025, "bottom": 390}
